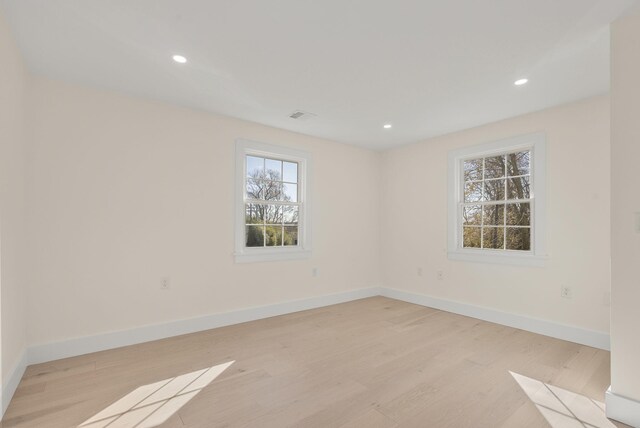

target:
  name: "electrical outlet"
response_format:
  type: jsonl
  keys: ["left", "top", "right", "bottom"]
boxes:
{"left": 312, "top": 268, "right": 319, "bottom": 277}
{"left": 160, "top": 277, "right": 170, "bottom": 290}
{"left": 437, "top": 270, "right": 444, "bottom": 281}
{"left": 417, "top": 268, "right": 423, "bottom": 277}
{"left": 561, "top": 285, "right": 572, "bottom": 299}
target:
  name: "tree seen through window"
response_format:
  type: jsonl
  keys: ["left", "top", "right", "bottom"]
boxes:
{"left": 462, "top": 151, "right": 531, "bottom": 251}
{"left": 244, "top": 156, "right": 299, "bottom": 248}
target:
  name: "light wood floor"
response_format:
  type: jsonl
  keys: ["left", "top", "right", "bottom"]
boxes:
{"left": 3, "top": 297, "right": 628, "bottom": 428}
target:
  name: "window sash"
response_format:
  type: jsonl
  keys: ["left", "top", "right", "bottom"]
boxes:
{"left": 458, "top": 149, "right": 534, "bottom": 252}
{"left": 244, "top": 156, "right": 303, "bottom": 249}
{"left": 235, "top": 139, "right": 312, "bottom": 263}
{"left": 245, "top": 198, "right": 301, "bottom": 205}
{"left": 447, "top": 133, "right": 546, "bottom": 266}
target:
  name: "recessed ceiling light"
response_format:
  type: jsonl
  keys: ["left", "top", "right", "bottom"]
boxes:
{"left": 383, "top": 124, "right": 392, "bottom": 129}
{"left": 172, "top": 54, "right": 187, "bottom": 64}
{"left": 514, "top": 78, "right": 528, "bottom": 86}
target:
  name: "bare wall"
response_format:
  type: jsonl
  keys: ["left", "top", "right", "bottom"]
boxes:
{"left": 0, "top": 10, "right": 27, "bottom": 389}
{"left": 610, "top": 11, "right": 640, "bottom": 403}
{"left": 26, "top": 77, "right": 383, "bottom": 346}
{"left": 381, "top": 96, "right": 610, "bottom": 333}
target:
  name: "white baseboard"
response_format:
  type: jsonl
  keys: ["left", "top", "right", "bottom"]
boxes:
{"left": 27, "top": 287, "right": 383, "bottom": 365}
{"left": 2, "top": 350, "right": 27, "bottom": 417}
{"left": 26, "top": 287, "right": 610, "bottom": 367}
{"left": 606, "top": 386, "right": 640, "bottom": 427}
{"left": 380, "top": 288, "right": 610, "bottom": 350}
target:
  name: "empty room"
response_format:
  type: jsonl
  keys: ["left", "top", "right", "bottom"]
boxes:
{"left": 1, "top": 1, "right": 640, "bottom": 427}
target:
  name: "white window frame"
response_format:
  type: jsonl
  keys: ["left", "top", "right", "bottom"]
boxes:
{"left": 447, "top": 133, "right": 547, "bottom": 266}
{"left": 234, "top": 139, "right": 312, "bottom": 263}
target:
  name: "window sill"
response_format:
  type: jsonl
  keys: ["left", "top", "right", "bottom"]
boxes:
{"left": 234, "top": 249, "right": 312, "bottom": 264}
{"left": 448, "top": 250, "right": 547, "bottom": 267}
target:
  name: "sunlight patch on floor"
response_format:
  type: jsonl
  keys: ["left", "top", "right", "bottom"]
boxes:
{"left": 510, "top": 371, "right": 615, "bottom": 428}
{"left": 78, "top": 361, "right": 234, "bottom": 428}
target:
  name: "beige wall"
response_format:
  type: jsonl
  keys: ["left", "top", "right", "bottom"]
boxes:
{"left": 23, "top": 80, "right": 613, "bottom": 347}
{"left": 0, "top": 12, "right": 27, "bottom": 389}
{"left": 381, "top": 96, "right": 611, "bottom": 333}
{"left": 610, "top": 12, "right": 640, "bottom": 403}
{"left": 25, "top": 77, "right": 382, "bottom": 346}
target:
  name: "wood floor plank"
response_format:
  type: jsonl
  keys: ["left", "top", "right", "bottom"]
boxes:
{"left": 2, "top": 297, "right": 629, "bottom": 428}
{"left": 339, "top": 408, "right": 397, "bottom": 428}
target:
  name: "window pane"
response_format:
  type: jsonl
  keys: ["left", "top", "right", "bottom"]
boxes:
{"left": 264, "top": 205, "right": 282, "bottom": 224}
{"left": 265, "top": 225, "right": 283, "bottom": 246}
{"left": 245, "top": 204, "right": 264, "bottom": 224}
{"left": 483, "top": 204, "right": 505, "bottom": 226}
{"left": 283, "top": 162, "right": 298, "bottom": 183}
{"left": 283, "top": 183, "right": 298, "bottom": 202}
{"left": 246, "top": 225, "right": 264, "bottom": 247}
{"left": 484, "top": 155, "right": 505, "bottom": 179}
{"left": 262, "top": 181, "right": 283, "bottom": 201}
{"left": 283, "top": 206, "right": 299, "bottom": 224}
{"left": 463, "top": 227, "right": 481, "bottom": 248}
{"left": 463, "top": 205, "right": 482, "bottom": 225}
{"left": 507, "top": 151, "right": 530, "bottom": 176}
{"left": 283, "top": 226, "right": 298, "bottom": 246}
{"left": 483, "top": 179, "right": 505, "bottom": 201}
{"left": 262, "top": 168, "right": 281, "bottom": 182}
{"left": 246, "top": 156, "right": 264, "bottom": 177}
{"left": 482, "top": 227, "right": 504, "bottom": 249}
{"left": 246, "top": 179, "right": 264, "bottom": 200}
{"left": 507, "top": 176, "right": 530, "bottom": 200}
{"left": 506, "top": 203, "right": 530, "bottom": 226}
{"left": 506, "top": 227, "right": 530, "bottom": 250}
{"left": 464, "top": 182, "right": 482, "bottom": 202}
{"left": 464, "top": 159, "right": 483, "bottom": 181}
{"left": 265, "top": 159, "right": 282, "bottom": 179}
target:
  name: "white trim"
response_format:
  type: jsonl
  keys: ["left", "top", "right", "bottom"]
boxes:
{"left": 606, "top": 387, "right": 640, "bottom": 427}
{"left": 27, "top": 287, "right": 380, "bottom": 365}
{"left": 234, "top": 249, "right": 312, "bottom": 264}
{"left": 24, "top": 287, "right": 608, "bottom": 366}
{"left": 380, "top": 288, "right": 610, "bottom": 350}
{"left": 448, "top": 251, "right": 547, "bottom": 266}
{"left": 234, "top": 139, "right": 312, "bottom": 263}
{"left": 2, "top": 349, "right": 27, "bottom": 417}
{"left": 447, "top": 133, "right": 547, "bottom": 266}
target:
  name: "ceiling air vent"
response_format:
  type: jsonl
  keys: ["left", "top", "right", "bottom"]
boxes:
{"left": 289, "top": 110, "right": 317, "bottom": 121}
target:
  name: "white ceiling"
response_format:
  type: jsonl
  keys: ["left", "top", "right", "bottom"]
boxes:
{"left": 2, "top": 0, "right": 639, "bottom": 150}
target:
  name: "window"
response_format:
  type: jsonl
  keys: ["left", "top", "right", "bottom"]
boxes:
{"left": 235, "top": 139, "right": 311, "bottom": 263}
{"left": 462, "top": 151, "right": 531, "bottom": 250}
{"left": 448, "top": 133, "right": 546, "bottom": 266}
